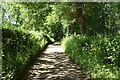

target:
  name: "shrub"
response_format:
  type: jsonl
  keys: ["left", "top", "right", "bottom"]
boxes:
{"left": 62, "top": 34, "right": 120, "bottom": 78}
{"left": 2, "top": 27, "right": 48, "bottom": 79}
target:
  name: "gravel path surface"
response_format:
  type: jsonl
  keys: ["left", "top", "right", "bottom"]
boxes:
{"left": 17, "top": 43, "right": 91, "bottom": 80}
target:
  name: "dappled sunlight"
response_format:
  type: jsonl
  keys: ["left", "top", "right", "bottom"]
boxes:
{"left": 18, "top": 44, "right": 90, "bottom": 80}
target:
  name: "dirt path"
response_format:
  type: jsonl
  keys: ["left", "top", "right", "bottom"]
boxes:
{"left": 17, "top": 43, "right": 90, "bottom": 80}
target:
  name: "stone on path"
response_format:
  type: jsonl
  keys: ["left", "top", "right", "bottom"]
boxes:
{"left": 17, "top": 43, "right": 91, "bottom": 80}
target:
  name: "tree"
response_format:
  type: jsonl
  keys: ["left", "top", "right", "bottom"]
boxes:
{"left": 74, "top": 2, "right": 86, "bottom": 34}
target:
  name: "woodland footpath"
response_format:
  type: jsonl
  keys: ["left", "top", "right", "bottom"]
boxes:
{"left": 1, "top": 2, "right": 120, "bottom": 79}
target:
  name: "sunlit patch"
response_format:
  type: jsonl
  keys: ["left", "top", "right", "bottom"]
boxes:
{"left": 39, "top": 64, "right": 55, "bottom": 69}
{"left": 43, "top": 44, "right": 64, "bottom": 53}
{"left": 38, "top": 58, "right": 57, "bottom": 62}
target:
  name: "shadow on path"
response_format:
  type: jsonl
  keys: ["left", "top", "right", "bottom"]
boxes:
{"left": 17, "top": 43, "right": 91, "bottom": 80}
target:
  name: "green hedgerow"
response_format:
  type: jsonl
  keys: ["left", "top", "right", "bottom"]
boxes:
{"left": 2, "top": 27, "right": 48, "bottom": 80}
{"left": 62, "top": 34, "right": 120, "bottom": 78}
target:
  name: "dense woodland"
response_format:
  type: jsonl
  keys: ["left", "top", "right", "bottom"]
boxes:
{"left": 1, "top": 2, "right": 120, "bottom": 79}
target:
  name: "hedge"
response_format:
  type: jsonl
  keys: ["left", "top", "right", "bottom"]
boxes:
{"left": 2, "top": 27, "right": 48, "bottom": 79}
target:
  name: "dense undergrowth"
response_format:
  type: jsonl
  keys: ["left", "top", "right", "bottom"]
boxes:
{"left": 2, "top": 27, "right": 49, "bottom": 79}
{"left": 62, "top": 34, "right": 120, "bottom": 78}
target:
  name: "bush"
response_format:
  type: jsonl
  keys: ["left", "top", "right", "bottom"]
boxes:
{"left": 2, "top": 27, "right": 48, "bottom": 79}
{"left": 62, "top": 34, "right": 120, "bottom": 78}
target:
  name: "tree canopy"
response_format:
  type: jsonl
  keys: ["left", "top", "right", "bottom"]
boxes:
{"left": 2, "top": 2, "right": 120, "bottom": 37}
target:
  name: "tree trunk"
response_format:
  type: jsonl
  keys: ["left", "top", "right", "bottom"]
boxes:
{"left": 74, "top": 3, "right": 86, "bottom": 34}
